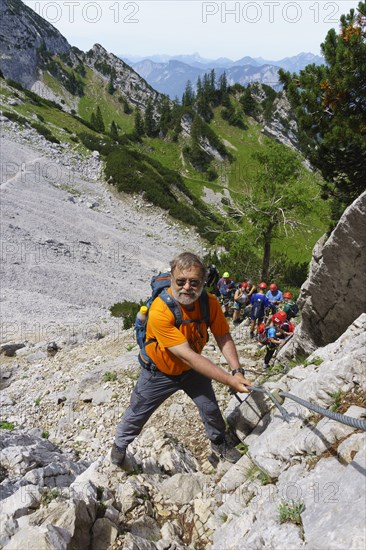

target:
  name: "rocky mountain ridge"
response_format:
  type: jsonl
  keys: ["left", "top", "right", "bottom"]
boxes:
{"left": 84, "top": 44, "right": 160, "bottom": 109}
{"left": 0, "top": 0, "right": 302, "bottom": 167}
{"left": 128, "top": 52, "right": 324, "bottom": 98}
{"left": 0, "top": 0, "right": 70, "bottom": 88}
{"left": 131, "top": 59, "right": 281, "bottom": 99}
{"left": 126, "top": 51, "right": 323, "bottom": 71}
{"left": 0, "top": 0, "right": 161, "bottom": 112}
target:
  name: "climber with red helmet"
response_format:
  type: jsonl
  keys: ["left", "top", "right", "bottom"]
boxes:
{"left": 266, "top": 283, "right": 283, "bottom": 314}
{"left": 249, "top": 282, "right": 269, "bottom": 338}
{"left": 281, "top": 291, "right": 299, "bottom": 320}
{"left": 262, "top": 313, "right": 286, "bottom": 370}
{"left": 275, "top": 310, "right": 295, "bottom": 338}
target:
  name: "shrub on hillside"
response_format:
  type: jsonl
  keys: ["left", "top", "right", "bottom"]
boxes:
{"left": 110, "top": 300, "right": 143, "bottom": 329}
{"left": 77, "top": 132, "right": 114, "bottom": 154}
{"left": 2, "top": 111, "right": 28, "bottom": 125}
{"left": 6, "top": 78, "right": 23, "bottom": 91}
{"left": 30, "top": 122, "right": 60, "bottom": 144}
{"left": 105, "top": 146, "right": 221, "bottom": 242}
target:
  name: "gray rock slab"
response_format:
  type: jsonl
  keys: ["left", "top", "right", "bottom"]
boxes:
{"left": 91, "top": 517, "right": 118, "bottom": 550}
{"left": 301, "top": 444, "right": 366, "bottom": 550}
{"left": 159, "top": 472, "right": 207, "bottom": 506}
{"left": 23, "top": 460, "right": 88, "bottom": 488}
{"left": 0, "top": 485, "right": 41, "bottom": 519}
{"left": 129, "top": 515, "right": 161, "bottom": 542}
{"left": 225, "top": 390, "right": 272, "bottom": 439}
{"left": 27, "top": 498, "right": 93, "bottom": 549}
{"left": 122, "top": 532, "right": 158, "bottom": 550}
{"left": 3, "top": 524, "right": 71, "bottom": 549}
{"left": 116, "top": 478, "right": 149, "bottom": 515}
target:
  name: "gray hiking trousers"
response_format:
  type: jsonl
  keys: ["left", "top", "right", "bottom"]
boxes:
{"left": 115, "top": 367, "right": 226, "bottom": 450}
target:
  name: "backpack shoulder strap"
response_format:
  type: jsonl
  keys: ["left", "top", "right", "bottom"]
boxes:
{"left": 158, "top": 288, "right": 182, "bottom": 327}
{"left": 158, "top": 288, "right": 210, "bottom": 327}
{"left": 198, "top": 288, "right": 210, "bottom": 326}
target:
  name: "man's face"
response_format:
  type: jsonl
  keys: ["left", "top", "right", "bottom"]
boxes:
{"left": 171, "top": 265, "right": 204, "bottom": 306}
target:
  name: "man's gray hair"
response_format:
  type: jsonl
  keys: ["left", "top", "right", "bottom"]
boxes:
{"left": 170, "top": 252, "right": 206, "bottom": 279}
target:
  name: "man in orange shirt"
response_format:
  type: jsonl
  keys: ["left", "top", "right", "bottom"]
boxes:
{"left": 111, "top": 252, "right": 251, "bottom": 466}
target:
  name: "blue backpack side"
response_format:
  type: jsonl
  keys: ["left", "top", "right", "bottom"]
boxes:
{"left": 135, "top": 272, "right": 210, "bottom": 369}
{"left": 251, "top": 294, "right": 265, "bottom": 319}
{"left": 135, "top": 272, "right": 172, "bottom": 353}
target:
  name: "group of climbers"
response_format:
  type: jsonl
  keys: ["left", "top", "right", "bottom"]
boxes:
{"left": 206, "top": 267, "right": 298, "bottom": 370}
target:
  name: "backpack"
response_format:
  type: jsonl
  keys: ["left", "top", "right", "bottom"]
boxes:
{"left": 287, "top": 303, "right": 299, "bottom": 319}
{"left": 251, "top": 294, "right": 265, "bottom": 319}
{"left": 257, "top": 322, "right": 268, "bottom": 344}
{"left": 135, "top": 272, "right": 211, "bottom": 368}
{"left": 282, "top": 321, "right": 295, "bottom": 333}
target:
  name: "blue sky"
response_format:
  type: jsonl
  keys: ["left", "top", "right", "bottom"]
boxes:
{"left": 24, "top": 1, "right": 355, "bottom": 60}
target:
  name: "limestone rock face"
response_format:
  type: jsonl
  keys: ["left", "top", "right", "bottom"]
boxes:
{"left": 0, "top": 0, "right": 71, "bottom": 87}
{"left": 279, "top": 191, "right": 366, "bottom": 360}
{"left": 85, "top": 44, "right": 160, "bottom": 109}
{"left": 262, "top": 94, "right": 299, "bottom": 151}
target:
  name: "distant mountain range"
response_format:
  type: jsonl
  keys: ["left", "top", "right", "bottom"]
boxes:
{"left": 122, "top": 52, "right": 324, "bottom": 99}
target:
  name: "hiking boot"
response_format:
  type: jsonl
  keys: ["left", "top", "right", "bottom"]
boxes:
{"left": 250, "top": 331, "right": 254, "bottom": 338}
{"left": 263, "top": 363, "right": 269, "bottom": 371}
{"left": 211, "top": 436, "right": 242, "bottom": 464}
{"left": 110, "top": 443, "right": 126, "bottom": 466}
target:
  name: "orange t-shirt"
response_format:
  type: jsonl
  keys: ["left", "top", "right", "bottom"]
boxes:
{"left": 145, "top": 289, "right": 229, "bottom": 375}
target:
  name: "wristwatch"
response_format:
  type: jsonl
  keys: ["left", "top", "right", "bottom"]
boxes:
{"left": 231, "top": 367, "right": 245, "bottom": 376}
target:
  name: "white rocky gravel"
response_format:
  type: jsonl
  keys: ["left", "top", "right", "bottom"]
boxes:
{"left": 0, "top": 118, "right": 205, "bottom": 345}
{"left": 1, "top": 316, "right": 365, "bottom": 550}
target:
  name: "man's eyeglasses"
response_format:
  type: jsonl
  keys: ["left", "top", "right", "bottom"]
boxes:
{"left": 173, "top": 278, "right": 203, "bottom": 288}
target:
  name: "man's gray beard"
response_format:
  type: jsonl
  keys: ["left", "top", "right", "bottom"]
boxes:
{"left": 171, "top": 286, "right": 203, "bottom": 306}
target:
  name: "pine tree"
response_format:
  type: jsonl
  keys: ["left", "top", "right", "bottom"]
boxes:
{"left": 218, "top": 72, "right": 228, "bottom": 96}
{"left": 240, "top": 86, "right": 258, "bottom": 117}
{"left": 108, "top": 75, "right": 115, "bottom": 95}
{"left": 144, "top": 99, "right": 156, "bottom": 136}
{"left": 196, "top": 76, "right": 203, "bottom": 99}
{"left": 209, "top": 69, "right": 217, "bottom": 103}
{"left": 158, "top": 96, "right": 172, "bottom": 136}
{"left": 110, "top": 120, "right": 118, "bottom": 140}
{"left": 279, "top": 1, "right": 366, "bottom": 220}
{"left": 171, "top": 100, "right": 182, "bottom": 141}
{"left": 123, "top": 99, "right": 132, "bottom": 114}
{"left": 134, "top": 108, "right": 144, "bottom": 138}
{"left": 182, "top": 81, "right": 195, "bottom": 107}
{"left": 235, "top": 142, "right": 312, "bottom": 279}
{"left": 94, "top": 106, "right": 105, "bottom": 133}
